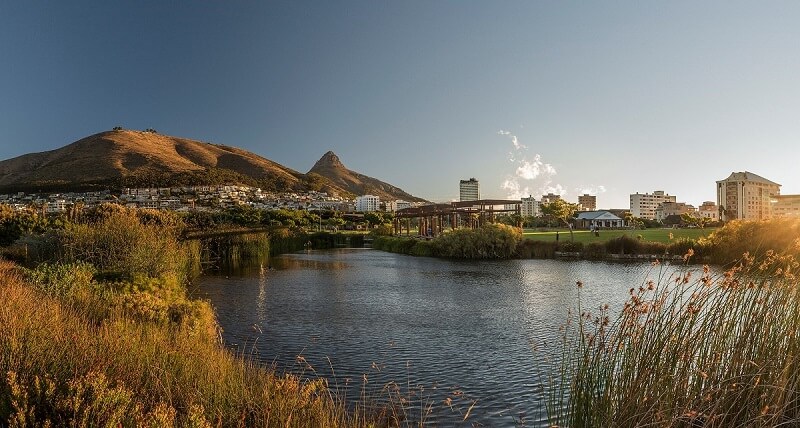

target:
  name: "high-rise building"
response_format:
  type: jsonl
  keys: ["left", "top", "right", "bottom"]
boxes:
{"left": 459, "top": 178, "right": 480, "bottom": 202}
{"left": 520, "top": 195, "right": 540, "bottom": 217}
{"left": 630, "top": 191, "right": 676, "bottom": 220}
{"left": 577, "top": 194, "right": 597, "bottom": 211}
{"left": 716, "top": 171, "right": 780, "bottom": 221}
{"left": 355, "top": 195, "right": 380, "bottom": 212}
{"left": 540, "top": 193, "right": 562, "bottom": 205}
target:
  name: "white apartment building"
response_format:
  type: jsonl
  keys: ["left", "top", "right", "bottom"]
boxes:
{"left": 355, "top": 195, "right": 380, "bottom": 212}
{"left": 771, "top": 195, "right": 800, "bottom": 218}
{"left": 459, "top": 178, "right": 480, "bottom": 202}
{"left": 385, "top": 200, "right": 412, "bottom": 212}
{"left": 716, "top": 171, "right": 780, "bottom": 221}
{"left": 630, "top": 191, "right": 676, "bottom": 220}
{"left": 698, "top": 201, "right": 719, "bottom": 221}
{"left": 520, "top": 195, "right": 540, "bottom": 217}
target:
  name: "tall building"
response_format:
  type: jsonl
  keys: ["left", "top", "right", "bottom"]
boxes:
{"left": 459, "top": 178, "right": 480, "bottom": 202}
{"left": 716, "top": 171, "right": 780, "bottom": 221}
{"left": 540, "top": 193, "right": 562, "bottom": 205}
{"left": 577, "top": 194, "right": 597, "bottom": 211}
{"left": 520, "top": 195, "right": 540, "bottom": 217}
{"left": 355, "top": 195, "right": 380, "bottom": 212}
{"left": 772, "top": 195, "right": 800, "bottom": 218}
{"left": 630, "top": 191, "right": 676, "bottom": 220}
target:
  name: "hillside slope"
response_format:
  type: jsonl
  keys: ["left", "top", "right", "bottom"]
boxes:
{"left": 309, "top": 151, "right": 425, "bottom": 202}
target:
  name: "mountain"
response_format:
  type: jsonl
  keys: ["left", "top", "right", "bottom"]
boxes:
{"left": 0, "top": 129, "right": 425, "bottom": 203}
{"left": 309, "top": 151, "right": 426, "bottom": 202}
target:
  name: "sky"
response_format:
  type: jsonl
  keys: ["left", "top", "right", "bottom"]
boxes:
{"left": 1, "top": 1, "right": 799, "bottom": 208}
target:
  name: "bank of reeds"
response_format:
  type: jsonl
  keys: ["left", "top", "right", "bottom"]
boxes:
{"left": 0, "top": 261, "right": 362, "bottom": 427}
{"left": 0, "top": 206, "right": 376, "bottom": 426}
{"left": 549, "top": 246, "right": 800, "bottom": 427}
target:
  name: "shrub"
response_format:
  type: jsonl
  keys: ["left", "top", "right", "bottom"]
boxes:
{"left": 434, "top": 224, "right": 522, "bottom": 259}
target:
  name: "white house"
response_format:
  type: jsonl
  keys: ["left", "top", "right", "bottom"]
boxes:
{"left": 574, "top": 211, "right": 625, "bottom": 229}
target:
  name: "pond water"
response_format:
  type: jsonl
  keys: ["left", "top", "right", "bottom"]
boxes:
{"left": 195, "top": 249, "right": 696, "bottom": 427}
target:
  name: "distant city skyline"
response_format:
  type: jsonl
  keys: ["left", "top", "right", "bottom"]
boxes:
{"left": 2, "top": 2, "right": 799, "bottom": 207}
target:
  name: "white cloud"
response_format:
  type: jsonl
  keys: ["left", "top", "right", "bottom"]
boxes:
{"left": 497, "top": 131, "right": 561, "bottom": 199}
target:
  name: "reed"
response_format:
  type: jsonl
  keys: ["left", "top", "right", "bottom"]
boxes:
{"left": 549, "top": 246, "right": 800, "bottom": 427}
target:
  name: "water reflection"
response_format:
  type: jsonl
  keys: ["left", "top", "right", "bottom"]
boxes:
{"left": 196, "top": 249, "right": 704, "bottom": 427}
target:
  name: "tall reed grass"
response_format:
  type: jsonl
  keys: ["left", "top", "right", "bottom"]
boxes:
{"left": 0, "top": 261, "right": 364, "bottom": 427}
{"left": 549, "top": 244, "right": 800, "bottom": 427}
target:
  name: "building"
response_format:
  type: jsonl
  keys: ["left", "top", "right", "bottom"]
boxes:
{"left": 355, "top": 195, "right": 380, "bottom": 212}
{"left": 630, "top": 191, "right": 676, "bottom": 220}
{"left": 385, "top": 200, "right": 412, "bottom": 212}
{"left": 655, "top": 202, "right": 696, "bottom": 222}
{"left": 771, "top": 195, "right": 800, "bottom": 218}
{"left": 577, "top": 194, "right": 596, "bottom": 211}
{"left": 716, "top": 171, "right": 781, "bottom": 221}
{"left": 574, "top": 211, "right": 626, "bottom": 229}
{"left": 520, "top": 195, "right": 540, "bottom": 217}
{"left": 459, "top": 178, "right": 480, "bottom": 202}
{"left": 540, "top": 193, "right": 562, "bottom": 205}
{"left": 698, "top": 201, "right": 719, "bottom": 221}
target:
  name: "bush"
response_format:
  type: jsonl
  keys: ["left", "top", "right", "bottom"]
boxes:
{"left": 701, "top": 218, "right": 800, "bottom": 265}
{"left": 434, "top": 224, "right": 522, "bottom": 259}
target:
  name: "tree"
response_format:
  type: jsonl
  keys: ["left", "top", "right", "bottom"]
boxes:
{"left": 540, "top": 199, "right": 580, "bottom": 241}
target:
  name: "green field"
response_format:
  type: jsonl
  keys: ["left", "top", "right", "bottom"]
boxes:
{"left": 523, "top": 227, "right": 716, "bottom": 244}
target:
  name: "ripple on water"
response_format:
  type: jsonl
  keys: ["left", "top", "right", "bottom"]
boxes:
{"left": 196, "top": 249, "right": 704, "bottom": 427}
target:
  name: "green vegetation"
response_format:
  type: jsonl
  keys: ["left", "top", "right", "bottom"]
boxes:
{"left": 0, "top": 205, "right": 380, "bottom": 427}
{"left": 374, "top": 224, "right": 522, "bottom": 259}
{"left": 523, "top": 227, "right": 715, "bottom": 244}
{"left": 548, "top": 218, "right": 800, "bottom": 426}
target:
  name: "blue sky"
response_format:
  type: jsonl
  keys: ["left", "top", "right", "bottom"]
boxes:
{"left": 1, "top": 1, "right": 799, "bottom": 207}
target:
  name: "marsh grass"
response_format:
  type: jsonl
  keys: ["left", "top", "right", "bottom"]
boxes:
{"left": 0, "top": 260, "right": 366, "bottom": 427}
{"left": 0, "top": 206, "right": 380, "bottom": 427}
{"left": 550, "top": 243, "right": 800, "bottom": 427}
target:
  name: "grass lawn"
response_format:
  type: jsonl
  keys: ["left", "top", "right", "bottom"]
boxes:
{"left": 523, "top": 227, "right": 717, "bottom": 244}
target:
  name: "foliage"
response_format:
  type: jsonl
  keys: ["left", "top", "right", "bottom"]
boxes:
{"left": 0, "top": 261, "right": 360, "bottom": 427}
{"left": 549, "top": 250, "right": 800, "bottom": 427}
{"left": 540, "top": 199, "right": 580, "bottom": 226}
{"left": 700, "top": 218, "right": 800, "bottom": 265}
{"left": 55, "top": 207, "right": 190, "bottom": 281}
{"left": 433, "top": 224, "right": 522, "bottom": 259}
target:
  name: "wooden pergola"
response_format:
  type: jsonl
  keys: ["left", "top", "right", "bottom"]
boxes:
{"left": 392, "top": 199, "right": 522, "bottom": 237}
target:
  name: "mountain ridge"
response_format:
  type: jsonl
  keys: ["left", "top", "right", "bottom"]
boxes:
{"left": 0, "top": 130, "right": 426, "bottom": 202}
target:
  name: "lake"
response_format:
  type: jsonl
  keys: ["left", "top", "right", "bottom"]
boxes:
{"left": 195, "top": 248, "right": 696, "bottom": 426}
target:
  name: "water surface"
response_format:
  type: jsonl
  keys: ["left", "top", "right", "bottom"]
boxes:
{"left": 196, "top": 249, "right": 692, "bottom": 426}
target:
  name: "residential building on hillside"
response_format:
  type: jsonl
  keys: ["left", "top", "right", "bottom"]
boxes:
{"left": 655, "top": 202, "right": 696, "bottom": 222}
{"left": 540, "top": 193, "right": 562, "bottom": 205}
{"left": 385, "top": 200, "right": 412, "bottom": 212}
{"left": 574, "top": 211, "right": 625, "bottom": 229}
{"left": 772, "top": 195, "right": 800, "bottom": 218}
{"left": 630, "top": 191, "right": 676, "bottom": 220}
{"left": 577, "top": 194, "right": 596, "bottom": 211}
{"left": 716, "top": 171, "right": 780, "bottom": 221}
{"left": 698, "top": 201, "right": 719, "bottom": 221}
{"left": 459, "top": 178, "right": 480, "bottom": 202}
{"left": 520, "top": 195, "right": 540, "bottom": 217}
{"left": 355, "top": 195, "right": 380, "bottom": 212}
